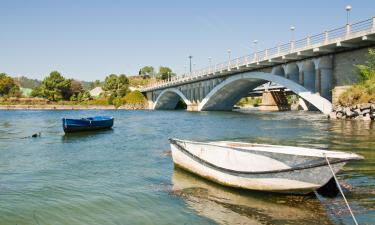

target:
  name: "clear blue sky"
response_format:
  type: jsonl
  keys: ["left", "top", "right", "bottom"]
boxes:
{"left": 1, "top": 0, "right": 374, "bottom": 81}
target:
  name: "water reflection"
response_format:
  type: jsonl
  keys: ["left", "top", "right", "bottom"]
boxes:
{"left": 172, "top": 167, "right": 334, "bottom": 225}
{"left": 61, "top": 129, "right": 114, "bottom": 142}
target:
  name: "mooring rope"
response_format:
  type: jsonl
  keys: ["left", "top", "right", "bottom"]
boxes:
{"left": 324, "top": 154, "right": 358, "bottom": 225}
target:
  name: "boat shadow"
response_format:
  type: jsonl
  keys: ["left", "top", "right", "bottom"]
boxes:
{"left": 171, "top": 166, "right": 336, "bottom": 225}
{"left": 61, "top": 128, "right": 114, "bottom": 141}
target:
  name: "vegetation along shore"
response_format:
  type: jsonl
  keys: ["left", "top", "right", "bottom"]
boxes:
{"left": 330, "top": 49, "right": 375, "bottom": 121}
{"left": 0, "top": 66, "right": 174, "bottom": 110}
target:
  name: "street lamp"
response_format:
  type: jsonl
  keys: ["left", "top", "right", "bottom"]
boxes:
{"left": 227, "top": 49, "right": 232, "bottom": 70}
{"left": 346, "top": 5, "right": 352, "bottom": 24}
{"left": 188, "top": 55, "right": 193, "bottom": 74}
{"left": 227, "top": 49, "right": 232, "bottom": 61}
{"left": 290, "top": 26, "right": 295, "bottom": 40}
{"left": 253, "top": 40, "right": 258, "bottom": 61}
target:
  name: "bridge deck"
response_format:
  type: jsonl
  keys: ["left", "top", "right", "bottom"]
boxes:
{"left": 142, "top": 16, "right": 375, "bottom": 92}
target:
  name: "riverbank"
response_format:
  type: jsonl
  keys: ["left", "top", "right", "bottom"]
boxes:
{"left": 0, "top": 104, "right": 147, "bottom": 110}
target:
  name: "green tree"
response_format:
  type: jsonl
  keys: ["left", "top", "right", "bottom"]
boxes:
{"left": 139, "top": 66, "right": 154, "bottom": 78}
{"left": 103, "top": 74, "right": 118, "bottom": 91}
{"left": 0, "top": 73, "right": 21, "bottom": 97}
{"left": 157, "top": 66, "right": 175, "bottom": 80}
{"left": 355, "top": 49, "right": 375, "bottom": 81}
{"left": 37, "top": 71, "right": 72, "bottom": 101}
{"left": 103, "top": 74, "right": 130, "bottom": 104}
{"left": 70, "top": 80, "right": 83, "bottom": 95}
{"left": 117, "top": 74, "right": 129, "bottom": 97}
{"left": 338, "top": 49, "right": 375, "bottom": 105}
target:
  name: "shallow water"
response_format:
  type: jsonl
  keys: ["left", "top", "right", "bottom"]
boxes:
{"left": 0, "top": 110, "right": 374, "bottom": 225}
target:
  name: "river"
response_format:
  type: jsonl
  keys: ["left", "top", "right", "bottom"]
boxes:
{"left": 0, "top": 110, "right": 374, "bottom": 225}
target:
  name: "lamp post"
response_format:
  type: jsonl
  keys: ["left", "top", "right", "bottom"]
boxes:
{"left": 227, "top": 49, "right": 232, "bottom": 70}
{"left": 346, "top": 5, "right": 352, "bottom": 25}
{"left": 253, "top": 40, "right": 258, "bottom": 62}
{"left": 290, "top": 26, "right": 295, "bottom": 40}
{"left": 290, "top": 26, "right": 295, "bottom": 50}
{"left": 188, "top": 55, "right": 193, "bottom": 74}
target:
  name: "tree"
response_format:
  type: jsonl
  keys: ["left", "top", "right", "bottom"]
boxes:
{"left": 70, "top": 80, "right": 83, "bottom": 95}
{"left": 157, "top": 66, "right": 175, "bottom": 80}
{"left": 103, "top": 74, "right": 118, "bottom": 91}
{"left": 355, "top": 49, "right": 375, "bottom": 81}
{"left": 102, "top": 74, "right": 130, "bottom": 105}
{"left": 139, "top": 66, "right": 154, "bottom": 78}
{"left": 117, "top": 74, "right": 129, "bottom": 97}
{"left": 35, "top": 71, "right": 72, "bottom": 101}
{"left": 0, "top": 73, "right": 21, "bottom": 97}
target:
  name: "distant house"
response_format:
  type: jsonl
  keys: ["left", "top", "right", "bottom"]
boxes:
{"left": 89, "top": 87, "right": 103, "bottom": 97}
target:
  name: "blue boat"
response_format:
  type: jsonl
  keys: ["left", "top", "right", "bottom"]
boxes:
{"left": 62, "top": 116, "right": 114, "bottom": 133}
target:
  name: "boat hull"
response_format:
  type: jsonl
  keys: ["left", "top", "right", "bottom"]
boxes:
{"left": 62, "top": 117, "right": 114, "bottom": 133}
{"left": 170, "top": 139, "right": 356, "bottom": 194}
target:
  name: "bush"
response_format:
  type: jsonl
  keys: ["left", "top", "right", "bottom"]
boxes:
{"left": 0, "top": 73, "right": 21, "bottom": 97}
{"left": 123, "top": 90, "right": 146, "bottom": 105}
{"left": 112, "top": 96, "right": 123, "bottom": 108}
{"left": 338, "top": 49, "right": 375, "bottom": 105}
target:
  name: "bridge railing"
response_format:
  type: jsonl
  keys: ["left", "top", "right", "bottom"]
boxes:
{"left": 142, "top": 16, "right": 375, "bottom": 91}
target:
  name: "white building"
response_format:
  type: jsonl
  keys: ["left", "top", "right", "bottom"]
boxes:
{"left": 89, "top": 87, "right": 103, "bottom": 97}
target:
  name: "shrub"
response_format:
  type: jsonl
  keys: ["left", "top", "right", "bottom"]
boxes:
{"left": 123, "top": 90, "right": 146, "bottom": 105}
{"left": 112, "top": 97, "right": 123, "bottom": 108}
{"left": 338, "top": 49, "right": 375, "bottom": 105}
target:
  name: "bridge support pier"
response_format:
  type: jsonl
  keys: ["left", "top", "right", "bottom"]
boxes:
{"left": 187, "top": 103, "right": 198, "bottom": 111}
{"left": 259, "top": 90, "right": 290, "bottom": 111}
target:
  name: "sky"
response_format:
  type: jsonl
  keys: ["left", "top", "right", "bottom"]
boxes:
{"left": 0, "top": 0, "right": 374, "bottom": 81}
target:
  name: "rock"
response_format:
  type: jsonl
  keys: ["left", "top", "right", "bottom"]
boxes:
{"left": 371, "top": 104, "right": 375, "bottom": 110}
{"left": 361, "top": 109, "right": 371, "bottom": 115}
{"left": 336, "top": 106, "right": 343, "bottom": 112}
{"left": 345, "top": 107, "right": 355, "bottom": 117}
{"left": 336, "top": 111, "right": 344, "bottom": 119}
{"left": 363, "top": 114, "right": 371, "bottom": 121}
{"left": 360, "top": 103, "right": 371, "bottom": 110}
{"left": 355, "top": 108, "right": 362, "bottom": 115}
{"left": 329, "top": 112, "right": 337, "bottom": 119}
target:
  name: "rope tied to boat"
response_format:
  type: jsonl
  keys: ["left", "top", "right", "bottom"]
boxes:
{"left": 323, "top": 153, "right": 358, "bottom": 225}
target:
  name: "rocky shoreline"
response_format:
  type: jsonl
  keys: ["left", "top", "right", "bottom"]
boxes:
{"left": 330, "top": 103, "right": 375, "bottom": 121}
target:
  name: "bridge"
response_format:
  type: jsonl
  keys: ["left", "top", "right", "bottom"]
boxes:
{"left": 141, "top": 17, "right": 375, "bottom": 115}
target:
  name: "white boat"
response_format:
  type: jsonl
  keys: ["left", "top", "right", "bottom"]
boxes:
{"left": 169, "top": 138, "right": 363, "bottom": 194}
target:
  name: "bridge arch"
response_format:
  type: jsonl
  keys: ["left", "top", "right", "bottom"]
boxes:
{"left": 153, "top": 88, "right": 191, "bottom": 110}
{"left": 198, "top": 71, "right": 332, "bottom": 114}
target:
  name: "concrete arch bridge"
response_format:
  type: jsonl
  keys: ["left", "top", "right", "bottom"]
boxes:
{"left": 141, "top": 17, "right": 375, "bottom": 115}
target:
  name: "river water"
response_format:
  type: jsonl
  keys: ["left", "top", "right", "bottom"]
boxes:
{"left": 0, "top": 110, "right": 374, "bottom": 225}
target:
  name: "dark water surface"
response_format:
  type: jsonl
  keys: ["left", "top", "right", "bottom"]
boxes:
{"left": 0, "top": 110, "right": 374, "bottom": 225}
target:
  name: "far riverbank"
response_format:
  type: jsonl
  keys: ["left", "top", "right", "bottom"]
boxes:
{"left": 0, "top": 104, "right": 147, "bottom": 110}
